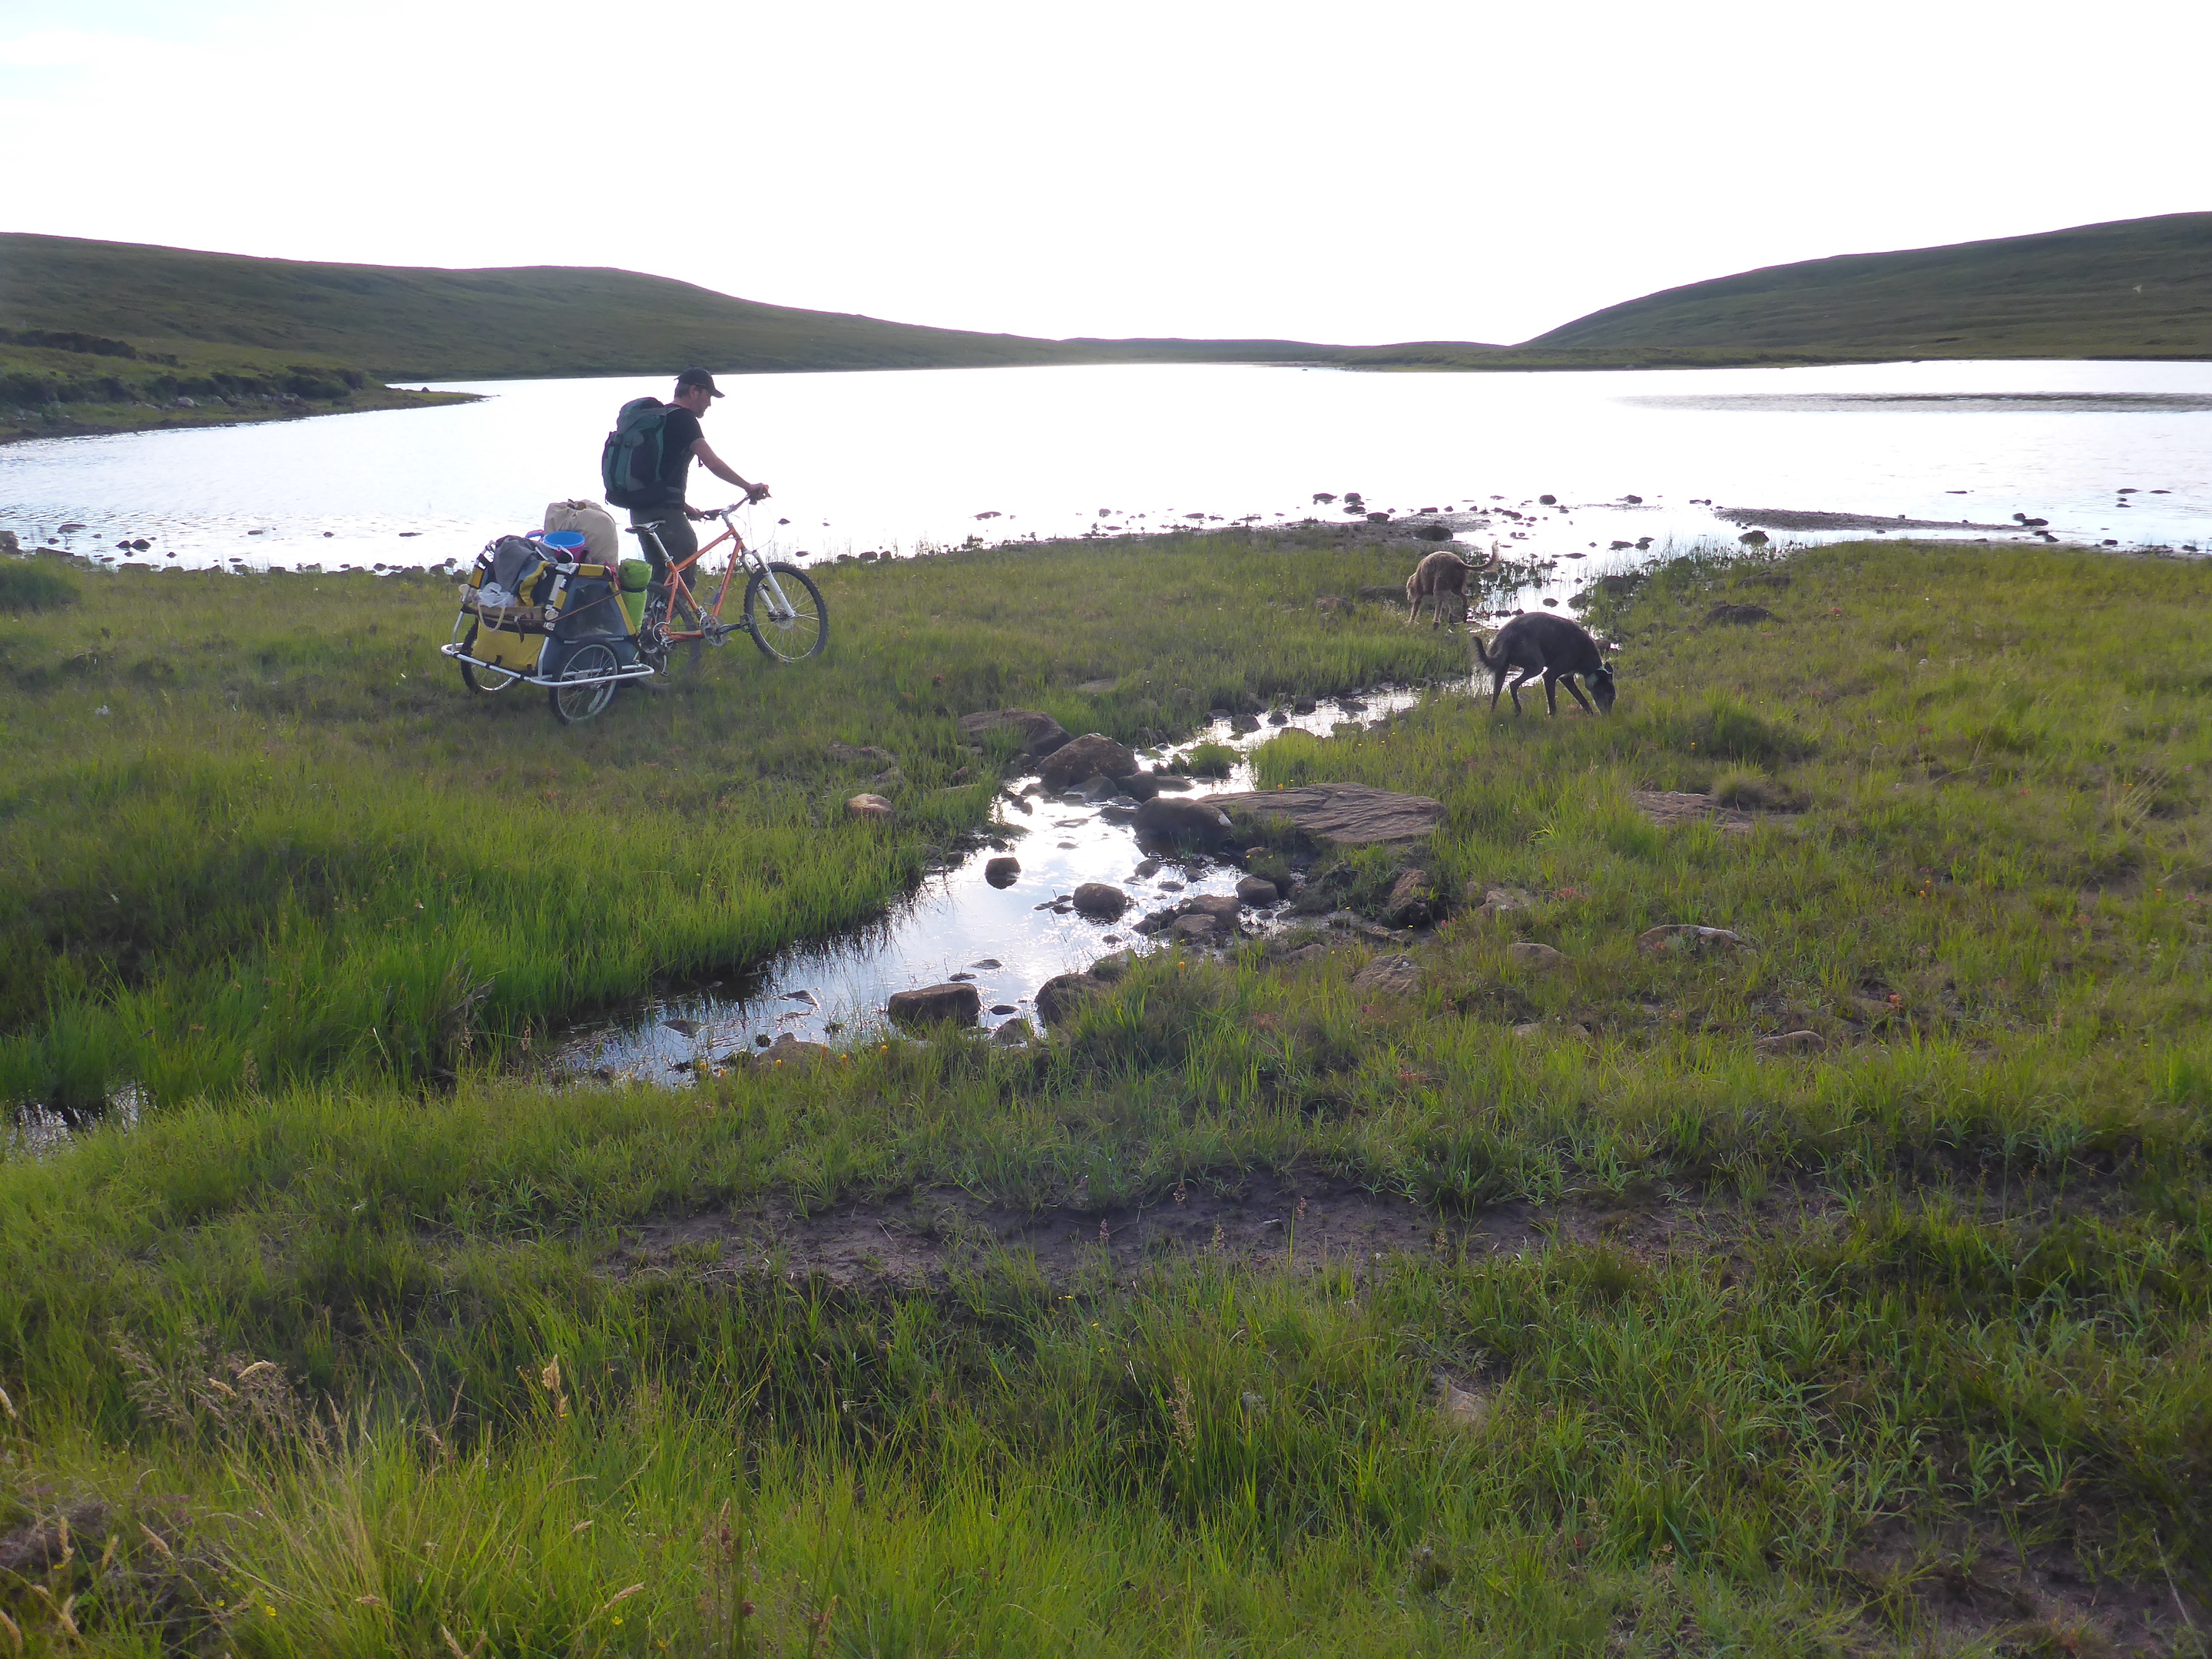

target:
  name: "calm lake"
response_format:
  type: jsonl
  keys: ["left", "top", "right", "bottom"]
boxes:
{"left": 2, "top": 359, "right": 2207, "bottom": 576}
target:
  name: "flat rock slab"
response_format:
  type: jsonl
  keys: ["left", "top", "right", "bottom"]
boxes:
{"left": 1637, "top": 925, "right": 1745, "bottom": 955}
{"left": 1352, "top": 954, "right": 1420, "bottom": 998}
{"left": 1631, "top": 791, "right": 1756, "bottom": 833}
{"left": 1213, "top": 783, "right": 1443, "bottom": 847}
{"left": 1718, "top": 506, "right": 2018, "bottom": 532}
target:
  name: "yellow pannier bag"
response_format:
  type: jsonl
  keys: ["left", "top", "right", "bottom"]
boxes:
{"left": 469, "top": 617, "right": 545, "bottom": 674}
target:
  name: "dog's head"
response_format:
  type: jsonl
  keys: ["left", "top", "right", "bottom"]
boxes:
{"left": 1588, "top": 665, "right": 1618, "bottom": 714}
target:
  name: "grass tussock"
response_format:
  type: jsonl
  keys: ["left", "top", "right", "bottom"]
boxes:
{"left": 0, "top": 558, "right": 78, "bottom": 614}
{"left": 2, "top": 533, "right": 2210, "bottom": 1654}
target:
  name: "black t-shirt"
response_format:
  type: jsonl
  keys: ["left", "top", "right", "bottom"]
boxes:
{"left": 656, "top": 406, "right": 703, "bottom": 498}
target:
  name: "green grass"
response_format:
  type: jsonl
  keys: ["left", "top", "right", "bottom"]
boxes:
{"left": 0, "top": 534, "right": 1463, "bottom": 1108}
{"left": 1525, "top": 211, "right": 2212, "bottom": 361}
{"left": 2, "top": 534, "right": 2208, "bottom": 1654}
{"left": 0, "top": 560, "right": 78, "bottom": 613}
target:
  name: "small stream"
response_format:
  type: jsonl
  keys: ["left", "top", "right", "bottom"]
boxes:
{"left": 550, "top": 684, "right": 1435, "bottom": 1081}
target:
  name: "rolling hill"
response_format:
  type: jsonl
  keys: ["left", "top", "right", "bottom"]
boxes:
{"left": 1525, "top": 212, "right": 2212, "bottom": 359}
{"left": 0, "top": 233, "right": 1371, "bottom": 381}
{"left": 5, "top": 213, "right": 2208, "bottom": 442}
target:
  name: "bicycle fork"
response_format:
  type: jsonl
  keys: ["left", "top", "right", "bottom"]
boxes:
{"left": 756, "top": 565, "right": 799, "bottom": 621}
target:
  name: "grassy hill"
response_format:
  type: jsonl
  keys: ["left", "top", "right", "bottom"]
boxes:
{"left": 0, "top": 233, "right": 1382, "bottom": 382}
{"left": 1525, "top": 212, "right": 2212, "bottom": 359}
{"left": 6, "top": 215, "right": 2209, "bottom": 442}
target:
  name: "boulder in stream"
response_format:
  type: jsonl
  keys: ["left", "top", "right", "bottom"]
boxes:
{"left": 1039, "top": 733, "right": 1140, "bottom": 788}
{"left": 743, "top": 1033, "right": 836, "bottom": 1074}
{"left": 984, "top": 856, "right": 1022, "bottom": 887}
{"left": 886, "top": 982, "right": 982, "bottom": 1029}
{"left": 1235, "top": 874, "right": 1280, "bottom": 906}
{"left": 1071, "top": 882, "right": 1130, "bottom": 919}
{"left": 1133, "top": 796, "right": 1235, "bottom": 847}
{"left": 1036, "top": 972, "right": 1104, "bottom": 1027}
{"left": 1184, "top": 893, "right": 1244, "bottom": 925}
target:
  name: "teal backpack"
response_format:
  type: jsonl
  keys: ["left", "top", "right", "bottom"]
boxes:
{"left": 601, "top": 397, "right": 674, "bottom": 508}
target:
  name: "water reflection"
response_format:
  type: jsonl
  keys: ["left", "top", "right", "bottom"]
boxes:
{"left": 550, "top": 685, "right": 1433, "bottom": 1082}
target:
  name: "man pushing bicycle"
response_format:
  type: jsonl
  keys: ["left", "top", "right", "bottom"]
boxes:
{"left": 603, "top": 368, "right": 770, "bottom": 590}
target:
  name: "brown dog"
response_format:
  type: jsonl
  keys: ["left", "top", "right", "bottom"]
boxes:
{"left": 1405, "top": 545, "right": 1497, "bottom": 627}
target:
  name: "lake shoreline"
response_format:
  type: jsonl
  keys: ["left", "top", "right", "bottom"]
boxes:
{"left": 0, "top": 386, "right": 480, "bottom": 447}
{"left": 24, "top": 341, "right": 2212, "bottom": 455}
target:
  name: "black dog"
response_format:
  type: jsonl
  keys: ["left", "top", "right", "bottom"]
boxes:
{"left": 1473, "top": 613, "right": 1615, "bottom": 716}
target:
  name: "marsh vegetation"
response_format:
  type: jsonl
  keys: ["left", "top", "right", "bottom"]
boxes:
{"left": 1, "top": 531, "right": 2207, "bottom": 1654}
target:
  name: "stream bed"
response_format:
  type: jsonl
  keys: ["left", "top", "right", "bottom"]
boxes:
{"left": 549, "top": 684, "right": 1433, "bottom": 1082}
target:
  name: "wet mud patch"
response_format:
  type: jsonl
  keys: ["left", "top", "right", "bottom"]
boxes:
{"left": 607, "top": 1172, "right": 1564, "bottom": 1290}
{"left": 600, "top": 1165, "right": 2122, "bottom": 1296}
{"left": 1843, "top": 1520, "right": 2204, "bottom": 1655}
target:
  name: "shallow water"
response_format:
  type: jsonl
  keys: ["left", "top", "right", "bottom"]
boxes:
{"left": 4, "top": 360, "right": 2207, "bottom": 578}
{"left": 550, "top": 686, "right": 1429, "bottom": 1082}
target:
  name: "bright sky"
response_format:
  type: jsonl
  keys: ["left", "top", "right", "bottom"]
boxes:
{"left": 5, "top": 0, "right": 2206, "bottom": 346}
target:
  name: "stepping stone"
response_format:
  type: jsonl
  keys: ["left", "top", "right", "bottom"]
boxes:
{"left": 1210, "top": 783, "right": 1442, "bottom": 848}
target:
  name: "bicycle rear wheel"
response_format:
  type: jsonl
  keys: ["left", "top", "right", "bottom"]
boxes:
{"left": 638, "top": 586, "right": 704, "bottom": 675}
{"left": 743, "top": 563, "right": 828, "bottom": 662}
{"left": 550, "top": 642, "right": 619, "bottom": 725}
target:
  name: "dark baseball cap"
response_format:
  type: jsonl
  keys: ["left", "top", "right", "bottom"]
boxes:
{"left": 674, "top": 368, "right": 724, "bottom": 397}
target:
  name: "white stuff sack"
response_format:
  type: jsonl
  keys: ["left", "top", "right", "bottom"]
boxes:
{"left": 544, "top": 498, "right": 619, "bottom": 563}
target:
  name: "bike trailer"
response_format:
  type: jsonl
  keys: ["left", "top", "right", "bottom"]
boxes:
{"left": 441, "top": 533, "right": 654, "bottom": 712}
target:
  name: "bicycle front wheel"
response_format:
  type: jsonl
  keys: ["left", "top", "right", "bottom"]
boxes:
{"left": 743, "top": 563, "right": 828, "bottom": 662}
{"left": 549, "top": 641, "right": 620, "bottom": 725}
